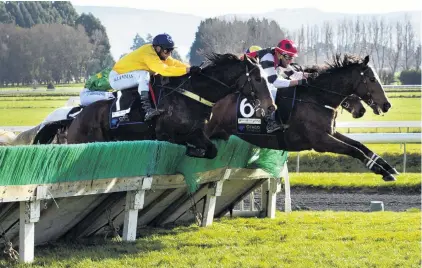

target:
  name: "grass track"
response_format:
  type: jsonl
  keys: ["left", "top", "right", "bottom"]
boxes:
{"left": 289, "top": 172, "right": 421, "bottom": 190}
{"left": 2, "top": 211, "right": 419, "bottom": 268}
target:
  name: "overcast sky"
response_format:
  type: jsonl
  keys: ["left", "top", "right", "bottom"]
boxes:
{"left": 71, "top": 0, "right": 421, "bottom": 18}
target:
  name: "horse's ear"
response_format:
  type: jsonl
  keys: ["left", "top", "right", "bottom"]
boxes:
{"left": 363, "top": 55, "right": 370, "bottom": 66}
{"left": 244, "top": 54, "right": 254, "bottom": 64}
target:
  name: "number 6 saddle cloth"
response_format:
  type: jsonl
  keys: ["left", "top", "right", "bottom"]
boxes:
{"left": 236, "top": 95, "right": 277, "bottom": 136}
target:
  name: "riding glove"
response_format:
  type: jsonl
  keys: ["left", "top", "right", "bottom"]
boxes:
{"left": 189, "top": 66, "right": 202, "bottom": 74}
{"left": 308, "top": 72, "right": 319, "bottom": 79}
{"left": 297, "top": 79, "right": 308, "bottom": 86}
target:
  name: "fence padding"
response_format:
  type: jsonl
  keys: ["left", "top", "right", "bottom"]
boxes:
{"left": 0, "top": 136, "right": 288, "bottom": 192}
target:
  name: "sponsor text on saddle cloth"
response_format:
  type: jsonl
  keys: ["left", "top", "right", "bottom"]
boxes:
{"left": 110, "top": 87, "right": 158, "bottom": 129}
{"left": 236, "top": 95, "right": 276, "bottom": 135}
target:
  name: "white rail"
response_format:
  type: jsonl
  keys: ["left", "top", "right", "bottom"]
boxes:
{"left": 345, "top": 133, "right": 420, "bottom": 143}
{"left": 383, "top": 85, "right": 421, "bottom": 89}
{"left": 2, "top": 121, "right": 420, "bottom": 133}
{"left": 337, "top": 121, "right": 421, "bottom": 128}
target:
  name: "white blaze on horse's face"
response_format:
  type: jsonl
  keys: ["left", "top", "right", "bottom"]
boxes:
{"left": 369, "top": 65, "right": 382, "bottom": 86}
{"left": 366, "top": 64, "right": 390, "bottom": 110}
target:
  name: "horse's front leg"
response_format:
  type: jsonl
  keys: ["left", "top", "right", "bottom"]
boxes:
{"left": 311, "top": 133, "right": 396, "bottom": 181}
{"left": 333, "top": 132, "right": 399, "bottom": 175}
{"left": 184, "top": 128, "right": 218, "bottom": 159}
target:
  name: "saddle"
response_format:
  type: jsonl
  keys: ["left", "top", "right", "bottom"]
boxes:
{"left": 109, "top": 76, "right": 167, "bottom": 129}
{"left": 109, "top": 87, "right": 144, "bottom": 129}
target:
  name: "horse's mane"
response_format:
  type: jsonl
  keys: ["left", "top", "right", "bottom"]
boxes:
{"left": 203, "top": 52, "right": 240, "bottom": 67}
{"left": 303, "top": 64, "right": 327, "bottom": 73}
{"left": 325, "top": 54, "right": 365, "bottom": 72}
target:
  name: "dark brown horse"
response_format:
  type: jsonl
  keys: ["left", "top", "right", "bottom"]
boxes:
{"left": 206, "top": 54, "right": 398, "bottom": 181}
{"left": 62, "top": 53, "right": 274, "bottom": 159}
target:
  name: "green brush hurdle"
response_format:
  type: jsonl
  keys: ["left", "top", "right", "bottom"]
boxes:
{"left": 0, "top": 136, "right": 290, "bottom": 263}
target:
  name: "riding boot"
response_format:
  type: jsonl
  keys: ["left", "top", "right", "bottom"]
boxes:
{"left": 140, "top": 91, "right": 161, "bottom": 121}
{"left": 266, "top": 111, "right": 282, "bottom": 133}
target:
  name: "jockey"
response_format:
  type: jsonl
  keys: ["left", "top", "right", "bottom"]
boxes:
{"left": 245, "top": 45, "right": 262, "bottom": 54}
{"left": 244, "top": 45, "right": 262, "bottom": 62}
{"left": 246, "top": 39, "right": 315, "bottom": 133}
{"left": 109, "top": 33, "right": 201, "bottom": 121}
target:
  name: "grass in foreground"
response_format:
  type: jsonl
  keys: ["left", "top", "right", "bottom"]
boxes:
{"left": 289, "top": 172, "right": 421, "bottom": 190}
{"left": 3, "top": 211, "right": 419, "bottom": 268}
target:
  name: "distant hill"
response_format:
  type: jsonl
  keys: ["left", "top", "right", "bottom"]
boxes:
{"left": 74, "top": 6, "right": 421, "bottom": 61}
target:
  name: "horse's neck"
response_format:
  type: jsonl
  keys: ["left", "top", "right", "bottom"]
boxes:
{"left": 189, "top": 75, "right": 233, "bottom": 102}
{"left": 309, "top": 76, "right": 350, "bottom": 109}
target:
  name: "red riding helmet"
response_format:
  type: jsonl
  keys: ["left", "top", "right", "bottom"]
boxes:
{"left": 276, "top": 39, "right": 298, "bottom": 57}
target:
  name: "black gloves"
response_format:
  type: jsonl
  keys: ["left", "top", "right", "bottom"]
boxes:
{"left": 189, "top": 66, "right": 202, "bottom": 74}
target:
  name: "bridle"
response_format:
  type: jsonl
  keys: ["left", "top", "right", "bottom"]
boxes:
{"left": 197, "top": 61, "right": 262, "bottom": 108}
{"left": 304, "top": 66, "right": 376, "bottom": 108}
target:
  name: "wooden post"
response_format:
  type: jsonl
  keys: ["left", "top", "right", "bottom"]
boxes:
{"left": 201, "top": 169, "right": 230, "bottom": 227}
{"left": 240, "top": 200, "right": 244, "bottom": 211}
{"left": 261, "top": 181, "right": 269, "bottom": 216}
{"left": 250, "top": 192, "right": 255, "bottom": 211}
{"left": 296, "top": 153, "right": 300, "bottom": 173}
{"left": 122, "top": 177, "right": 152, "bottom": 241}
{"left": 261, "top": 177, "right": 281, "bottom": 218}
{"left": 268, "top": 178, "right": 281, "bottom": 218}
{"left": 19, "top": 199, "right": 40, "bottom": 263}
{"left": 281, "top": 163, "right": 292, "bottom": 212}
{"left": 201, "top": 181, "right": 224, "bottom": 227}
{"left": 403, "top": 143, "right": 407, "bottom": 173}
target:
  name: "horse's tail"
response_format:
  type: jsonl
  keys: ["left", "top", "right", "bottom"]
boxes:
{"left": 33, "top": 120, "right": 71, "bottom": 145}
{"left": 0, "top": 130, "right": 17, "bottom": 146}
{"left": 7, "top": 126, "right": 40, "bottom": 145}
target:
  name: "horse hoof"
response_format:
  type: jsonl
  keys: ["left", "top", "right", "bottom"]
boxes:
{"left": 387, "top": 168, "right": 400, "bottom": 175}
{"left": 382, "top": 174, "right": 396, "bottom": 182}
{"left": 186, "top": 147, "right": 206, "bottom": 158}
{"left": 205, "top": 148, "right": 218, "bottom": 159}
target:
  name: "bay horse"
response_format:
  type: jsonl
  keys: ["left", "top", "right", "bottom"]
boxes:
{"left": 206, "top": 54, "right": 398, "bottom": 181}
{"left": 63, "top": 53, "right": 274, "bottom": 159}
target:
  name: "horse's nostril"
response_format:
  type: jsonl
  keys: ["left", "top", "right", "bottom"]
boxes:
{"left": 383, "top": 102, "right": 391, "bottom": 111}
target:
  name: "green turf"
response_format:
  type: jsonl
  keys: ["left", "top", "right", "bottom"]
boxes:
{"left": 0, "top": 83, "right": 84, "bottom": 90}
{"left": 336, "top": 98, "right": 421, "bottom": 122}
{"left": 289, "top": 172, "right": 420, "bottom": 190}
{"left": 2, "top": 211, "right": 419, "bottom": 268}
{"left": 0, "top": 99, "right": 66, "bottom": 109}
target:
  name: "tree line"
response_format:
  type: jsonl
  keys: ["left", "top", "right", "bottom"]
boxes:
{"left": 189, "top": 18, "right": 285, "bottom": 65}
{"left": 188, "top": 16, "right": 420, "bottom": 84}
{"left": 289, "top": 15, "right": 420, "bottom": 83}
{"left": 0, "top": 1, "right": 114, "bottom": 86}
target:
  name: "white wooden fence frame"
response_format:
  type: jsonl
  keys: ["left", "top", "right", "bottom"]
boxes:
{"left": 0, "top": 167, "right": 288, "bottom": 263}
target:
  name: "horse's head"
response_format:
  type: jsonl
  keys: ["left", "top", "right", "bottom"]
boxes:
{"left": 202, "top": 53, "right": 273, "bottom": 117}
{"left": 357, "top": 56, "right": 391, "bottom": 114}
{"left": 327, "top": 54, "right": 391, "bottom": 115}
{"left": 341, "top": 94, "right": 366, "bottom": 119}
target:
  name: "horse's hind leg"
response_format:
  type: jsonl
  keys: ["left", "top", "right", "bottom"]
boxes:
{"left": 334, "top": 132, "right": 399, "bottom": 175}
{"left": 311, "top": 133, "right": 396, "bottom": 181}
